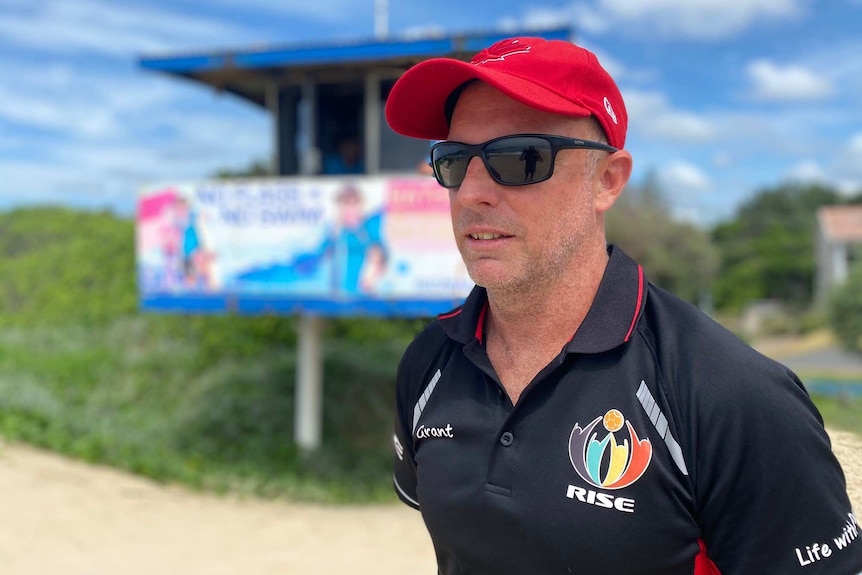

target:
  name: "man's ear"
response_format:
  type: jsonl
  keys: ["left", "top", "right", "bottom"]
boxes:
{"left": 594, "top": 150, "right": 633, "bottom": 214}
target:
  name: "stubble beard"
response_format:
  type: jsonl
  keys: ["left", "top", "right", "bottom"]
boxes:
{"left": 456, "top": 169, "right": 600, "bottom": 299}
{"left": 461, "top": 208, "right": 594, "bottom": 300}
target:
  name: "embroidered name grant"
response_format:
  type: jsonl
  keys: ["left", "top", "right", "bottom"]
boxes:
{"left": 416, "top": 424, "right": 454, "bottom": 439}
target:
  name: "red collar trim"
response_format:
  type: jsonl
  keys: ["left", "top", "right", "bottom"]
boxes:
{"left": 438, "top": 308, "right": 463, "bottom": 320}
{"left": 437, "top": 247, "right": 647, "bottom": 354}
{"left": 474, "top": 301, "right": 489, "bottom": 344}
{"left": 624, "top": 265, "right": 645, "bottom": 342}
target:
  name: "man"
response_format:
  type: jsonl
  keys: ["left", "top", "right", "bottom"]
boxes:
{"left": 384, "top": 36, "right": 862, "bottom": 574}
{"left": 323, "top": 133, "right": 365, "bottom": 174}
{"left": 519, "top": 145, "right": 544, "bottom": 181}
{"left": 301, "top": 185, "right": 386, "bottom": 294}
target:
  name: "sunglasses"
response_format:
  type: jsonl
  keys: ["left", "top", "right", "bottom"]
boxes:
{"left": 430, "top": 134, "right": 618, "bottom": 189}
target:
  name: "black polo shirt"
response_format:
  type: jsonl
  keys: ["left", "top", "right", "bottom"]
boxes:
{"left": 393, "top": 246, "right": 862, "bottom": 575}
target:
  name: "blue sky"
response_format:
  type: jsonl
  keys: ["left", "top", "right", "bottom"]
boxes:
{"left": 2, "top": 0, "right": 861, "bottom": 224}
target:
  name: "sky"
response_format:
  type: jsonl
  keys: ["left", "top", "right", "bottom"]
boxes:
{"left": 2, "top": 0, "right": 862, "bottom": 224}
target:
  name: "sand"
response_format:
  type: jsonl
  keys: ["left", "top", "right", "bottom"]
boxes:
{"left": 0, "top": 429, "right": 859, "bottom": 574}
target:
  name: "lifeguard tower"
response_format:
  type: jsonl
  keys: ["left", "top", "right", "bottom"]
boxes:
{"left": 137, "top": 26, "right": 573, "bottom": 450}
{"left": 139, "top": 26, "right": 572, "bottom": 178}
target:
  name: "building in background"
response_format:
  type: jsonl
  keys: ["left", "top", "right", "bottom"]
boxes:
{"left": 816, "top": 204, "right": 862, "bottom": 306}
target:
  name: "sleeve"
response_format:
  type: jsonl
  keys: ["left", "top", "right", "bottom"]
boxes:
{"left": 693, "top": 359, "right": 862, "bottom": 574}
{"left": 364, "top": 212, "right": 384, "bottom": 245}
{"left": 392, "top": 347, "right": 421, "bottom": 510}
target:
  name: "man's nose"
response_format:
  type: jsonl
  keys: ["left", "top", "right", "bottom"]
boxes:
{"left": 454, "top": 157, "right": 501, "bottom": 207}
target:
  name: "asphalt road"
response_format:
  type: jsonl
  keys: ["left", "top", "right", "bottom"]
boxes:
{"left": 779, "top": 346, "right": 862, "bottom": 379}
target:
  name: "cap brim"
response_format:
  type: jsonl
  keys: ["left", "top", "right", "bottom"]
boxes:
{"left": 385, "top": 57, "right": 593, "bottom": 140}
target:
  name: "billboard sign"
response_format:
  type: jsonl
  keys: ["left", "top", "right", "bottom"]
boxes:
{"left": 136, "top": 176, "right": 472, "bottom": 316}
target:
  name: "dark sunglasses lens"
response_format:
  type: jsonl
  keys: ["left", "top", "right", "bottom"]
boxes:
{"left": 486, "top": 137, "right": 553, "bottom": 184}
{"left": 432, "top": 143, "right": 470, "bottom": 188}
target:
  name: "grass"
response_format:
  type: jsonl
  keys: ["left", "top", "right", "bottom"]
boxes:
{"left": 753, "top": 331, "right": 862, "bottom": 431}
{"left": 1, "top": 318, "right": 860, "bottom": 503}
{"left": 811, "top": 395, "right": 862, "bottom": 436}
{"left": 0, "top": 316, "right": 413, "bottom": 503}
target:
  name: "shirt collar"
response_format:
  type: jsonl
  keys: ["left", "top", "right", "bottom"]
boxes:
{"left": 438, "top": 245, "right": 647, "bottom": 354}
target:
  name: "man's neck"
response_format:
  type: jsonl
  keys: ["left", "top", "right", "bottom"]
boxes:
{"left": 484, "top": 245, "right": 610, "bottom": 350}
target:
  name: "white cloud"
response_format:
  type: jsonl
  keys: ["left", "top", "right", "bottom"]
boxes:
{"left": 783, "top": 136, "right": 862, "bottom": 195}
{"left": 848, "top": 132, "right": 862, "bottom": 154}
{"left": 664, "top": 105, "right": 841, "bottom": 159}
{"left": 570, "top": 4, "right": 610, "bottom": 34}
{"left": 836, "top": 132, "right": 862, "bottom": 178}
{"left": 712, "top": 151, "right": 733, "bottom": 167}
{"left": 746, "top": 59, "right": 835, "bottom": 101}
{"left": 519, "top": 7, "right": 572, "bottom": 30}
{"left": 206, "top": 0, "right": 367, "bottom": 23}
{"left": 587, "top": 47, "right": 627, "bottom": 81}
{"left": 772, "top": 38, "right": 862, "bottom": 100}
{"left": 401, "top": 25, "right": 447, "bottom": 39}
{"left": 785, "top": 160, "right": 826, "bottom": 182}
{"left": 0, "top": 59, "right": 192, "bottom": 139}
{"left": 657, "top": 161, "right": 712, "bottom": 194}
{"left": 624, "top": 90, "right": 715, "bottom": 143}
{"left": 0, "top": 0, "right": 254, "bottom": 57}
{"left": 0, "top": 108, "right": 270, "bottom": 214}
{"left": 836, "top": 180, "right": 862, "bottom": 196}
{"left": 0, "top": 48, "right": 269, "bottom": 214}
{"left": 567, "top": 0, "right": 809, "bottom": 40}
{"left": 0, "top": 160, "right": 104, "bottom": 211}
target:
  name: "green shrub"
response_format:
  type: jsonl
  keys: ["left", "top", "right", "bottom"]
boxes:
{"left": 799, "top": 310, "right": 827, "bottom": 334}
{"left": 0, "top": 207, "right": 430, "bottom": 502}
{"left": 0, "top": 317, "right": 411, "bottom": 502}
{"left": 829, "top": 265, "right": 862, "bottom": 354}
{"left": 0, "top": 207, "right": 137, "bottom": 326}
{"left": 811, "top": 394, "right": 862, "bottom": 436}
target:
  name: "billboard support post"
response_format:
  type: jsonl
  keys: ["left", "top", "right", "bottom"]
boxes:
{"left": 296, "top": 314, "right": 324, "bottom": 451}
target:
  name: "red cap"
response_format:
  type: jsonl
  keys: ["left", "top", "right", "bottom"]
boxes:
{"left": 385, "top": 36, "right": 627, "bottom": 149}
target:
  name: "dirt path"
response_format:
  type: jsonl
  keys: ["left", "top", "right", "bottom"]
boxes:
{"left": 1, "top": 430, "right": 860, "bottom": 574}
{"left": 0, "top": 441, "right": 435, "bottom": 574}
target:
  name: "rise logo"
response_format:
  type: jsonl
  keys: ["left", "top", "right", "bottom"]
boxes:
{"left": 566, "top": 485, "right": 635, "bottom": 514}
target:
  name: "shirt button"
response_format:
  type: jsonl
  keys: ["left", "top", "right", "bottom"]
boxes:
{"left": 500, "top": 431, "right": 514, "bottom": 447}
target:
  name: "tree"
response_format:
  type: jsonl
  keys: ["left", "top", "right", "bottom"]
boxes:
{"left": 212, "top": 158, "right": 273, "bottom": 179}
{"left": 711, "top": 183, "right": 843, "bottom": 311}
{"left": 607, "top": 177, "right": 718, "bottom": 305}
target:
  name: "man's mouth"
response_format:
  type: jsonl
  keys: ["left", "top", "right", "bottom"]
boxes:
{"left": 469, "top": 233, "right": 508, "bottom": 240}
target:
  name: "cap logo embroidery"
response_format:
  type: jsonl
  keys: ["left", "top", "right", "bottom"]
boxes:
{"left": 471, "top": 39, "right": 531, "bottom": 66}
{"left": 604, "top": 97, "right": 618, "bottom": 125}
